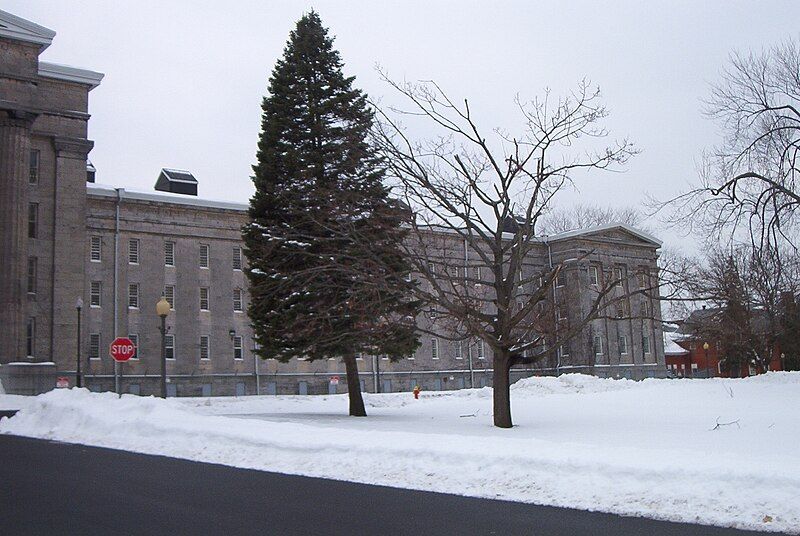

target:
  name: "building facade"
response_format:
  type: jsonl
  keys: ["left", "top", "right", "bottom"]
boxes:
{"left": 0, "top": 10, "right": 667, "bottom": 395}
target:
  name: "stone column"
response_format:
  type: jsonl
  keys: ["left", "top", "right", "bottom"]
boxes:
{"left": 50, "top": 137, "right": 93, "bottom": 371}
{"left": 0, "top": 110, "right": 35, "bottom": 363}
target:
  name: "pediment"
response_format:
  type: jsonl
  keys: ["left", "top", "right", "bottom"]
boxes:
{"left": 546, "top": 223, "right": 662, "bottom": 248}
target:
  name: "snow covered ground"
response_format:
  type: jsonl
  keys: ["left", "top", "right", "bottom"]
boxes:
{"left": 1, "top": 373, "right": 798, "bottom": 533}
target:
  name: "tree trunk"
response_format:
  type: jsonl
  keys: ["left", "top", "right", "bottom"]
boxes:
{"left": 343, "top": 353, "right": 367, "bottom": 417}
{"left": 492, "top": 351, "right": 513, "bottom": 428}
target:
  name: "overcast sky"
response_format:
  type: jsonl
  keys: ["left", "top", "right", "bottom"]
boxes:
{"left": 7, "top": 0, "right": 800, "bottom": 250}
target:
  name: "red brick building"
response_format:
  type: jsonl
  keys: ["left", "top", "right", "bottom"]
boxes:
{"left": 664, "top": 309, "right": 784, "bottom": 378}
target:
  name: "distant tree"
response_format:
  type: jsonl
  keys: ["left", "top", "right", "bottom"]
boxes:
{"left": 244, "top": 12, "right": 419, "bottom": 416}
{"left": 538, "top": 204, "right": 645, "bottom": 236}
{"left": 662, "top": 37, "right": 800, "bottom": 252}
{"left": 678, "top": 245, "right": 800, "bottom": 374}
{"left": 373, "top": 77, "right": 641, "bottom": 428}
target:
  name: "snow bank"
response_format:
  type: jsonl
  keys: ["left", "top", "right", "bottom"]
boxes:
{"left": 511, "top": 372, "right": 640, "bottom": 396}
{"left": 2, "top": 375, "right": 799, "bottom": 533}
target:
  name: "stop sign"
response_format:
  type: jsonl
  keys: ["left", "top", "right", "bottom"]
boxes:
{"left": 109, "top": 337, "right": 136, "bottom": 362}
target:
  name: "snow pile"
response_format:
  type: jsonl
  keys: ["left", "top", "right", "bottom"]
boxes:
{"left": 2, "top": 374, "right": 799, "bottom": 533}
{"left": 510, "top": 372, "right": 640, "bottom": 396}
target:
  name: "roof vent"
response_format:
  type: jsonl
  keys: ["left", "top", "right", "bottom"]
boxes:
{"left": 86, "top": 160, "right": 96, "bottom": 183}
{"left": 155, "top": 168, "right": 197, "bottom": 196}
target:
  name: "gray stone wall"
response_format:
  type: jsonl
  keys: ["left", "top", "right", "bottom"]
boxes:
{"left": 0, "top": 28, "right": 97, "bottom": 397}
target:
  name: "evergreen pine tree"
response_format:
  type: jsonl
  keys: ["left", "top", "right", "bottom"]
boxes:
{"left": 244, "top": 12, "right": 419, "bottom": 416}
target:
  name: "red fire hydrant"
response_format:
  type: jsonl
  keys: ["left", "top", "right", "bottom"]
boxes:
{"left": 413, "top": 385, "right": 421, "bottom": 399}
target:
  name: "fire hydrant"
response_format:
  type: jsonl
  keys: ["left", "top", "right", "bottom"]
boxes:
{"left": 413, "top": 385, "right": 421, "bottom": 399}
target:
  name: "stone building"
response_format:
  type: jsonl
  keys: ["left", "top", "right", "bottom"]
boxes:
{"left": 0, "top": 10, "right": 666, "bottom": 395}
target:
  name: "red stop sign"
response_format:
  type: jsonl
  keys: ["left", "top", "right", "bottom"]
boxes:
{"left": 109, "top": 337, "right": 136, "bottom": 362}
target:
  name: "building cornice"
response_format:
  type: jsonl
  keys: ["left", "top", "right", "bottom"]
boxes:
{"left": 38, "top": 62, "right": 104, "bottom": 90}
{"left": 0, "top": 9, "right": 55, "bottom": 51}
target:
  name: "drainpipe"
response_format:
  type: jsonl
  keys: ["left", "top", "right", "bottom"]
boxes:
{"left": 545, "top": 238, "right": 560, "bottom": 375}
{"left": 465, "top": 238, "right": 474, "bottom": 388}
{"left": 253, "top": 351, "right": 260, "bottom": 395}
{"left": 114, "top": 188, "right": 122, "bottom": 394}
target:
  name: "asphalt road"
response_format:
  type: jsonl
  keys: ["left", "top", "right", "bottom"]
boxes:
{"left": 0, "top": 434, "right": 779, "bottom": 536}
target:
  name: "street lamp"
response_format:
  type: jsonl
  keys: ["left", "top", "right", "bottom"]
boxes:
{"left": 76, "top": 298, "right": 83, "bottom": 388}
{"left": 703, "top": 341, "right": 710, "bottom": 378}
{"left": 156, "top": 296, "right": 171, "bottom": 398}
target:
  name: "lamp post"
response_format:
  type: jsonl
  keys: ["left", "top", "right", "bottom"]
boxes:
{"left": 156, "top": 296, "right": 171, "bottom": 398}
{"left": 76, "top": 298, "right": 83, "bottom": 388}
{"left": 703, "top": 341, "right": 710, "bottom": 378}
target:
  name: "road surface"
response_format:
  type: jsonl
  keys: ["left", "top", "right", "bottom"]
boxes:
{"left": 0, "top": 434, "right": 778, "bottom": 535}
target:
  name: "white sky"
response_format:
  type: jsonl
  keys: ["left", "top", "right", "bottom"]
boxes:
{"left": 7, "top": 0, "right": 800, "bottom": 251}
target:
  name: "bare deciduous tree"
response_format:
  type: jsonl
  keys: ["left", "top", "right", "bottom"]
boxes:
{"left": 372, "top": 76, "right": 640, "bottom": 428}
{"left": 674, "top": 244, "right": 800, "bottom": 374}
{"left": 660, "top": 37, "right": 800, "bottom": 251}
{"left": 538, "top": 203, "right": 645, "bottom": 236}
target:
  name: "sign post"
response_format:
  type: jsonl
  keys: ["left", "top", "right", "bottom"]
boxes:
{"left": 109, "top": 337, "right": 136, "bottom": 363}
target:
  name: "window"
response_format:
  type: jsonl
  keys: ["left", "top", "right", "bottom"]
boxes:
{"left": 619, "top": 335, "right": 628, "bottom": 355}
{"left": 200, "top": 244, "right": 209, "bottom": 269}
{"left": 165, "top": 241, "right": 175, "bottom": 267}
{"left": 233, "top": 336, "right": 243, "bottom": 359}
{"left": 473, "top": 266, "right": 481, "bottom": 282}
{"left": 643, "top": 300, "right": 652, "bottom": 318}
{"left": 233, "top": 288, "right": 243, "bottom": 312}
{"left": 128, "top": 283, "right": 139, "bottom": 309}
{"left": 614, "top": 267, "right": 624, "bottom": 288}
{"left": 477, "top": 340, "right": 485, "bottom": 360}
{"left": 642, "top": 333, "right": 651, "bottom": 354}
{"left": 90, "top": 236, "right": 102, "bottom": 262}
{"left": 232, "top": 246, "right": 242, "bottom": 270}
{"left": 165, "top": 335, "right": 175, "bottom": 359}
{"left": 90, "top": 281, "right": 102, "bottom": 307}
{"left": 454, "top": 340, "right": 463, "bottom": 360}
{"left": 28, "top": 203, "right": 38, "bottom": 238}
{"left": 128, "top": 334, "right": 139, "bottom": 359}
{"left": 200, "top": 336, "right": 210, "bottom": 360}
{"left": 89, "top": 334, "right": 100, "bottom": 359}
{"left": 593, "top": 335, "right": 603, "bottom": 355}
{"left": 556, "top": 270, "right": 566, "bottom": 288}
{"left": 589, "top": 266, "right": 599, "bottom": 286}
{"left": 428, "top": 307, "right": 437, "bottom": 319}
{"left": 29, "top": 149, "right": 40, "bottom": 184}
{"left": 128, "top": 239, "right": 139, "bottom": 264}
{"left": 200, "top": 287, "right": 209, "bottom": 311}
{"left": 431, "top": 338, "right": 439, "bottom": 360}
{"left": 27, "top": 257, "right": 36, "bottom": 294}
{"left": 26, "top": 317, "right": 35, "bottom": 357}
{"left": 428, "top": 262, "right": 436, "bottom": 278}
{"left": 637, "top": 272, "right": 647, "bottom": 289}
{"left": 164, "top": 285, "right": 175, "bottom": 309}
